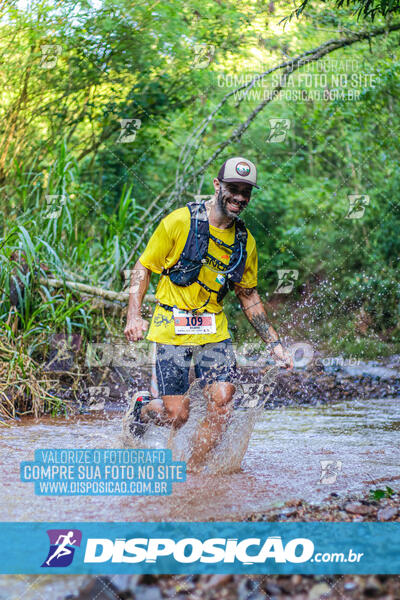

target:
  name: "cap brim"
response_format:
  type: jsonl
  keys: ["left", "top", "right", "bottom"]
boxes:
{"left": 220, "top": 177, "right": 260, "bottom": 189}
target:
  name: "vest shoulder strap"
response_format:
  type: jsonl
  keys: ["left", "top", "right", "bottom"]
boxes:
{"left": 187, "top": 201, "right": 208, "bottom": 221}
{"left": 235, "top": 217, "right": 248, "bottom": 241}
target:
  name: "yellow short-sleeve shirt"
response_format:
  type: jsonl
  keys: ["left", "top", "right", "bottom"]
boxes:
{"left": 139, "top": 206, "right": 257, "bottom": 345}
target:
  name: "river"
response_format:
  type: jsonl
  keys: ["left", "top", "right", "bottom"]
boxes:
{"left": 1, "top": 396, "right": 399, "bottom": 599}
{"left": 1, "top": 397, "right": 399, "bottom": 522}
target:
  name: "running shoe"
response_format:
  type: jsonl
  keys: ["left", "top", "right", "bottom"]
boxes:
{"left": 123, "top": 390, "right": 151, "bottom": 438}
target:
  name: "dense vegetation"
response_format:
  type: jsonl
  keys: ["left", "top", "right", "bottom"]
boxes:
{"left": 1, "top": 0, "right": 400, "bottom": 414}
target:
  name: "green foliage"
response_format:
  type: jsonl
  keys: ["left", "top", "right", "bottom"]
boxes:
{"left": 284, "top": 0, "right": 400, "bottom": 22}
{"left": 1, "top": 0, "right": 400, "bottom": 362}
{"left": 369, "top": 486, "right": 395, "bottom": 500}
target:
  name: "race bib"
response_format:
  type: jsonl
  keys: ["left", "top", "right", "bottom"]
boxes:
{"left": 173, "top": 308, "right": 216, "bottom": 335}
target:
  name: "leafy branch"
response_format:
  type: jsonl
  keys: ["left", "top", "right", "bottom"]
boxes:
{"left": 123, "top": 21, "right": 400, "bottom": 269}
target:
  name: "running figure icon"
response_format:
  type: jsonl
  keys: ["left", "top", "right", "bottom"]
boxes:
{"left": 45, "top": 531, "right": 77, "bottom": 566}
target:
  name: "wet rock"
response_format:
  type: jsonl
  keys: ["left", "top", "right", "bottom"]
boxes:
{"left": 277, "top": 575, "right": 299, "bottom": 592}
{"left": 286, "top": 499, "right": 304, "bottom": 508}
{"left": 87, "top": 386, "right": 110, "bottom": 411}
{"left": 277, "top": 507, "right": 298, "bottom": 518}
{"left": 133, "top": 585, "right": 163, "bottom": 600}
{"left": 344, "top": 502, "right": 376, "bottom": 516}
{"left": 337, "top": 511, "right": 348, "bottom": 519}
{"left": 364, "top": 576, "right": 382, "bottom": 597}
{"left": 308, "top": 582, "right": 331, "bottom": 599}
{"left": 343, "top": 580, "right": 358, "bottom": 591}
{"left": 265, "top": 582, "right": 282, "bottom": 595}
{"left": 72, "top": 577, "right": 120, "bottom": 600}
{"left": 174, "top": 576, "right": 196, "bottom": 593}
{"left": 291, "top": 574, "right": 303, "bottom": 586}
{"left": 377, "top": 506, "right": 398, "bottom": 521}
{"left": 238, "top": 578, "right": 259, "bottom": 599}
{"left": 110, "top": 574, "right": 138, "bottom": 592}
{"left": 109, "top": 383, "right": 130, "bottom": 398}
{"left": 203, "top": 574, "right": 233, "bottom": 589}
{"left": 127, "top": 574, "right": 141, "bottom": 591}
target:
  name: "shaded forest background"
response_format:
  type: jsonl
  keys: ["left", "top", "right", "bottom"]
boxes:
{"left": 1, "top": 0, "right": 400, "bottom": 391}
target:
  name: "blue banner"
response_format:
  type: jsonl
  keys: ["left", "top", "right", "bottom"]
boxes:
{"left": 0, "top": 522, "right": 399, "bottom": 574}
{"left": 20, "top": 449, "right": 186, "bottom": 496}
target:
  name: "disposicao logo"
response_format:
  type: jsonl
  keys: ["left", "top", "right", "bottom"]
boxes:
{"left": 83, "top": 536, "right": 314, "bottom": 564}
{"left": 41, "top": 529, "right": 82, "bottom": 567}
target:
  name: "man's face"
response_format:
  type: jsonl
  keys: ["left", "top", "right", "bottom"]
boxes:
{"left": 216, "top": 180, "right": 252, "bottom": 218}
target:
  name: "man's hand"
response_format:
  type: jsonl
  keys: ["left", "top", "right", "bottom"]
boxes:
{"left": 124, "top": 316, "right": 149, "bottom": 342}
{"left": 271, "top": 343, "right": 293, "bottom": 370}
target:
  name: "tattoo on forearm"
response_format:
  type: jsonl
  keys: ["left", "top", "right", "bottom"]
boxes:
{"left": 249, "top": 313, "right": 274, "bottom": 342}
{"left": 242, "top": 300, "right": 263, "bottom": 311}
{"left": 235, "top": 287, "right": 257, "bottom": 299}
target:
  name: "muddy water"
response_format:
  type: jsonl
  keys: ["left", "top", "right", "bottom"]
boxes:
{"left": 1, "top": 397, "right": 399, "bottom": 523}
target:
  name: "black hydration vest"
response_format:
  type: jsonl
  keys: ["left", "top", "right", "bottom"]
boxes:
{"left": 162, "top": 202, "right": 248, "bottom": 307}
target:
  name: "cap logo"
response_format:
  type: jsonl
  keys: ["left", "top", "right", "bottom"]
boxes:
{"left": 235, "top": 161, "right": 251, "bottom": 177}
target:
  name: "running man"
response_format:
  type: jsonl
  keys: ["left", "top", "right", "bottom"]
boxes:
{"left": 124, "top": 157, "right": 292, "bottom": 469}
{"left": 46, "top": 531, "right": 77, "bottom": 565}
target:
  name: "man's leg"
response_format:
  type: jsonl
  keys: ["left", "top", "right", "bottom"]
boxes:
{"left": 187, "top": 380, "right": 235, "bottom": 469}
{"left": 141, "top": 343, "right": 192, "bottom": 428}
{"left": 187, "top": 340, "right": 237, "bottom": 469}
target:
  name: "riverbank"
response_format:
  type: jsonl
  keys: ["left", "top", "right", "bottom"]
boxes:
{"left": 50, "top": 354, "right": 400, "bottom": 416}
{"left": 258, "top": 355, "right": 400, "bottom": 409}
{"left": 245, "top": 485, "right": 400, "bottom": 523}
{"left": 65, "top": 571, "right": 400, "bottom": 599}
{"left": 3, "top": 338, "right": 400, "bottom": 419}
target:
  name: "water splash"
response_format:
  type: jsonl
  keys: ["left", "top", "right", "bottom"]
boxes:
{"left": 121, "top": 366, "right": 281, "bottom": 474}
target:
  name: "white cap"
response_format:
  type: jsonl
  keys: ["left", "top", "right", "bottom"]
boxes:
{"left": 218, "top": 156, "right": 259, "bottom": 189}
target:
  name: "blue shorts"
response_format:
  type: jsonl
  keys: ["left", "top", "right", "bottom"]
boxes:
{"left": 155, "top": 340, "right": 237, "bottom": 396}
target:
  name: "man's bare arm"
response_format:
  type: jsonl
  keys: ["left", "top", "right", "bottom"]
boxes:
{"left": 234, "top": 286, "right": 279, "bottom": 343}
{"left": 235, "top": 286, "right": 292, "bottom": 368}
{"left": 124, "top": 259, "right": 151, "bottom": 342}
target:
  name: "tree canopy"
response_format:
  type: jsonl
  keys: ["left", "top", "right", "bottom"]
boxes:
{"left": 1, "top": 0, "right": 400, "bottom": 359}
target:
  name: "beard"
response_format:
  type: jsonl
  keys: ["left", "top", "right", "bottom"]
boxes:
{"left": 217, "top": 188, "right": 248, "bottom": 220}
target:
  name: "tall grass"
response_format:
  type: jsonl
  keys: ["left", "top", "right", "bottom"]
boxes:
{"left": 0, "top": 140, "right": 145, "bottom": 417}
{"left": 0, "top": 336, "right": 65, "bottom": 420}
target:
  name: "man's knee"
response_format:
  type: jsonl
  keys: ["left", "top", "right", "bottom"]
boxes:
{"left": 163, "top": 395, "right": 189, "bottom": 426}
{"left": 206, "top": 382, "right": 235, "bottom": 411}
{"left": 167, "top": 406, "right": 189, "bottom": 426}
